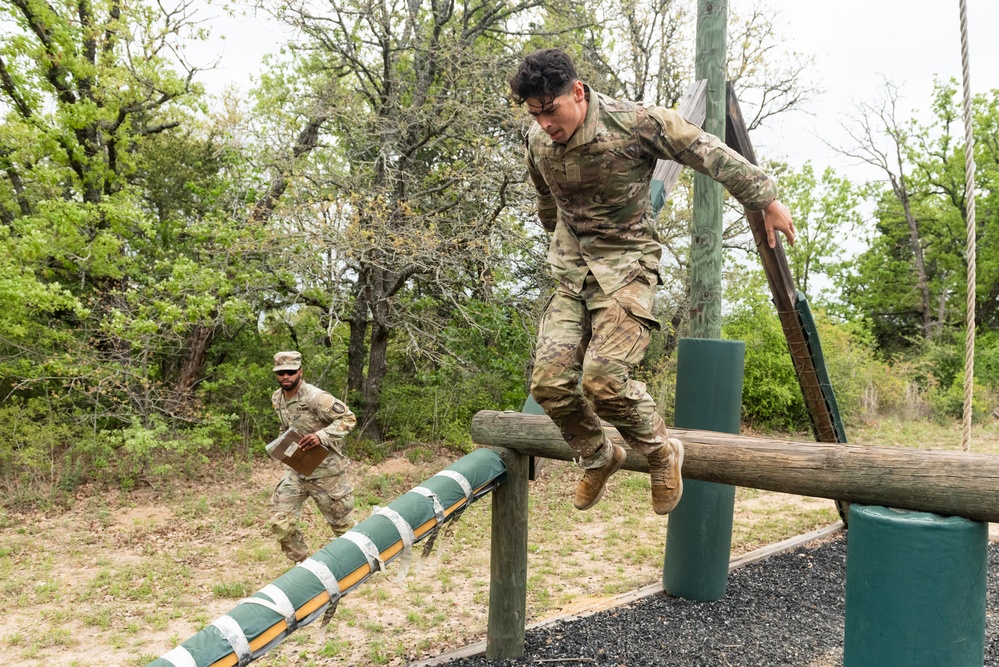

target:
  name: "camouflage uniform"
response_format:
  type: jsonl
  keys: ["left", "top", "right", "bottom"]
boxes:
{"left": 269, "top": 361, "right": 357, "bottom": 563}
{"left": 527, "top": 86, "right": 778, "bottom": 469}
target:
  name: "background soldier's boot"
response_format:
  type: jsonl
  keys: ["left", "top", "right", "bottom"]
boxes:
{"left": 279, "top": 533, "right": 310, "bottom": 563}
{"left": 648, "top": 438, "right": 684, "bottom": 515}
{"left": 574, "top": 444, "right": 627, "bottom": 510}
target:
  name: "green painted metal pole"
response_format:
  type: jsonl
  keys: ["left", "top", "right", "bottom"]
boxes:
{"left": 689, "top": 0, "right": 727, "bottom": 340}
{"left": 844, "top": 505, "right": 987, "bottom": 666}
{"left": 663, "top": 338, "right": 743, "bottom": 600}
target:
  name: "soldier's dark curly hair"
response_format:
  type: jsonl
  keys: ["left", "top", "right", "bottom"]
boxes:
{"left": 508, "top": 49, "right": 579, "bottom": 105}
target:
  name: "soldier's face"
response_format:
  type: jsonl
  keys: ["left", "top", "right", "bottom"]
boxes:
{"left": 275, "top": 368, "right": 302, "bottom": 391}
{"left": 526, "top": 80, "right": 587, "bottom": 144}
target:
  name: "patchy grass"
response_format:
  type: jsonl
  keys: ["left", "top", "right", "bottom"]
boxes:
{"left": 2, "top": 419, "right": 996, "bottom": 666}
{"left": 849, "top": 418, "right": 999, "bottom": 454}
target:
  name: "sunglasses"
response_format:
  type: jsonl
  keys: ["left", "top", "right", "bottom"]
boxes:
{"left": 275, "top": 369, "right": 299, "bottom": 376}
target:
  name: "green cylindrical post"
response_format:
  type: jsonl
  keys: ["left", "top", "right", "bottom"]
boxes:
{"left": 689, "top": 0, "right": 728, "bottom": 340}
{"left": 663, "top": 338, "right": 744, "bottom": 600}
{"left": 844, "top": 505, "right": 987, "bottom": 666}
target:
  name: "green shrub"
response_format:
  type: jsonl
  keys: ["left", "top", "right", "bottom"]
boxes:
{"left": 75, "top": 414, "right": 225, "bottom": 490}
{"left": 928, "top": 370, "right": 993, "bottom": 422}
{"left": 0, "top": 398, "right": 82, "bottom": 507}
{"left": 810, "top": 316, "right": 921, "bottom": 424}
{"left": 377, "top": 369, "right": 520, "bottom": 453}
{"left": 0, "top": 397, "right": 239, "bottom": 509}
{"left": 723, "top": 287, "right": 809, "bottom": 432}
{"left": 973, "top": 330, "right": 999, "bottom": 390}
{"left": 198, "top": 359, "right": 275, "bottom": 458}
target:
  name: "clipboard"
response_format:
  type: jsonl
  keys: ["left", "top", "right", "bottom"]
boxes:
{"left": 265, "top": 427, "right": 329, "bottom": 476}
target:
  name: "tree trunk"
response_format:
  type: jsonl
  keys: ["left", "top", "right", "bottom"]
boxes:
{"left": 249, "top": 115, "right": 328, "bottom": 225}
{"left": 980, "top": 283, "right": 998, "bottom": 329}
{"left": 891, "top": 175, "right": 933, "bottom": 339}
{"left": 346, "top": 281, "right": 369, "bottom": 398}
{"left": 361, "top": 327, "right": 389, "bottom": 441}
{"left": 171, "top": 323, "right": 215, "bottom": 415}
{"left": 661, "top": 294, "right": 688, "bottom": 362}
{"left": 360, "top": 300, "right": 390, "bottom": 441}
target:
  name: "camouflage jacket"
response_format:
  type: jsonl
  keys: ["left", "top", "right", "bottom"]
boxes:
{"left": 525, "top": 85, "right": 779, "bottom": 297}
{"left": 271, "top": 381, "right": 356, "bottom": 478}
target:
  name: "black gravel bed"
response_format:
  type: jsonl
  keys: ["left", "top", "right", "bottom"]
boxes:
{"left": 439, "top": 534, "right": 999, "bottom": 666}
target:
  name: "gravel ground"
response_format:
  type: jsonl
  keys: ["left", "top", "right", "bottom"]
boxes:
{"left": 437, "top": 534, "right": 999, "bottom": 667}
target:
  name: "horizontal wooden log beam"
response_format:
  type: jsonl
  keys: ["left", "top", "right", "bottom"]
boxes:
{"left": 471, "top": 411, "right": 999, "bottom": 524}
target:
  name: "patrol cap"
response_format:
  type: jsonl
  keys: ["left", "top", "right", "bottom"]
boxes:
{"left": 273, "top": 351, "right": 302, "bottom": 372}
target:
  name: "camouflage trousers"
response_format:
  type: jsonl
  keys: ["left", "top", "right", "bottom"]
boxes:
{"left": 268, "top": 470, "right": 354, "bottom": 563}
{"left": 531, "top": 273, "right": 671, "bottom": 469}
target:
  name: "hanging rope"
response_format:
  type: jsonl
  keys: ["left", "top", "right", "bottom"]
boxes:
{"left": 958, "top": 0, "right": 976, "bottom": 452}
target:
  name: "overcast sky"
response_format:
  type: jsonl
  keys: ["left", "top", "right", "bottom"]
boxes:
{"left": 748, "top": 0, "right": 999, "bottom": 181}
{"left": 191, "top": 0, "right": 999, "bottom": 186}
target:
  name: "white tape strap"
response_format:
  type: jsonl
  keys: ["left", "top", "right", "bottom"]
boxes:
{"left": 161, "top": 646, "right": 197, "bottom": 667}
{"left": 237, "top": 584, "right": 297, "bottom": 628}
{"left": 341, "top": 530, "right": 384, "bottom": 573}
{"left": 411, "top": 486, "right": 445, "bottom": 523}
{"left": 436, "top": 470, "right": 473, "bottom": 503}
{"left": 260, "top": 584, "right": 295, "bottom": 617}
{"left": 375, "top": 507, "right": 415, "bottom": 549}
{"left": 297, "top": 558, "right": 341, "bottom": 603}
{"left": 211, "top": 615, "right": 252, "bottom": 666}
{"left": 375, "top": 506, "right": 416, "bottom": 581}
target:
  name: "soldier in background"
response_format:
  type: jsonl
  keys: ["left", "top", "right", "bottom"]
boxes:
{"left": 508, "top": 49, "right": 796, "bottom": 515}
{"left": 269, "top": 351, "right": 357, "bottom": 563}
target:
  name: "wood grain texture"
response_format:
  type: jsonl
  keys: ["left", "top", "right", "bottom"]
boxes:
{"left": 486, "top": 447, "right": 529, "bottom": 659}
{"left": 471, "top": 411, "right": 999, "bottom": 523}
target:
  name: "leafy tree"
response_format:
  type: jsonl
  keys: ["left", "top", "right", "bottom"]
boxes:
{"left": 0, "top": 0, "right": 293, "bottom": 437}
{"left": 914, "top": 83, "right": 999, "bottom": 333}
{"left": 839, "top": 82, "right": 942, "bottom": 342}
{"left": 775, "top": 161, "right": 862, "bottom": 300}
{"left": 0, "top": 0, "right": 201, "bottom": 403}
{"left": 838, "top": 81, "right": 999, "bottom": 355}
{"left": 256, "top": 0, "right": 548, "bottom": 438}
{"left": 837, "top": 191, "right": 949, "bottom": 354}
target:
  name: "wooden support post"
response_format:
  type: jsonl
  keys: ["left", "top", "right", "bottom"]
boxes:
{"left": 486, "top": 447, "right": 529, "bottom": 659}
{"left": 689, "top": 0, "right": 728, "bottom": 339}
{"left": 471, "top": 411, "right": 999, "bottom": 524}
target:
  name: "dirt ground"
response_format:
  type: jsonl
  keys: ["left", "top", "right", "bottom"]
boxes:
{"left": 0, "top": 453, "right": 847, "bottom": 667}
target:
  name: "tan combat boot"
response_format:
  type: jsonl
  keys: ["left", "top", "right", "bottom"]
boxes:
{"left": 648, "top": 437, "right": 684, "bottom": 515}
{"left": 280, "top": 534, "right": 310, "bottom": 564}
{"left": 573, "top": 443, "right": 627, "bottom": 510}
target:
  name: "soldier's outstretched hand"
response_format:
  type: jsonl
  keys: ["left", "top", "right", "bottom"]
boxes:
{"left": 762, "top": 199, "right": 795, "bottom": 248}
